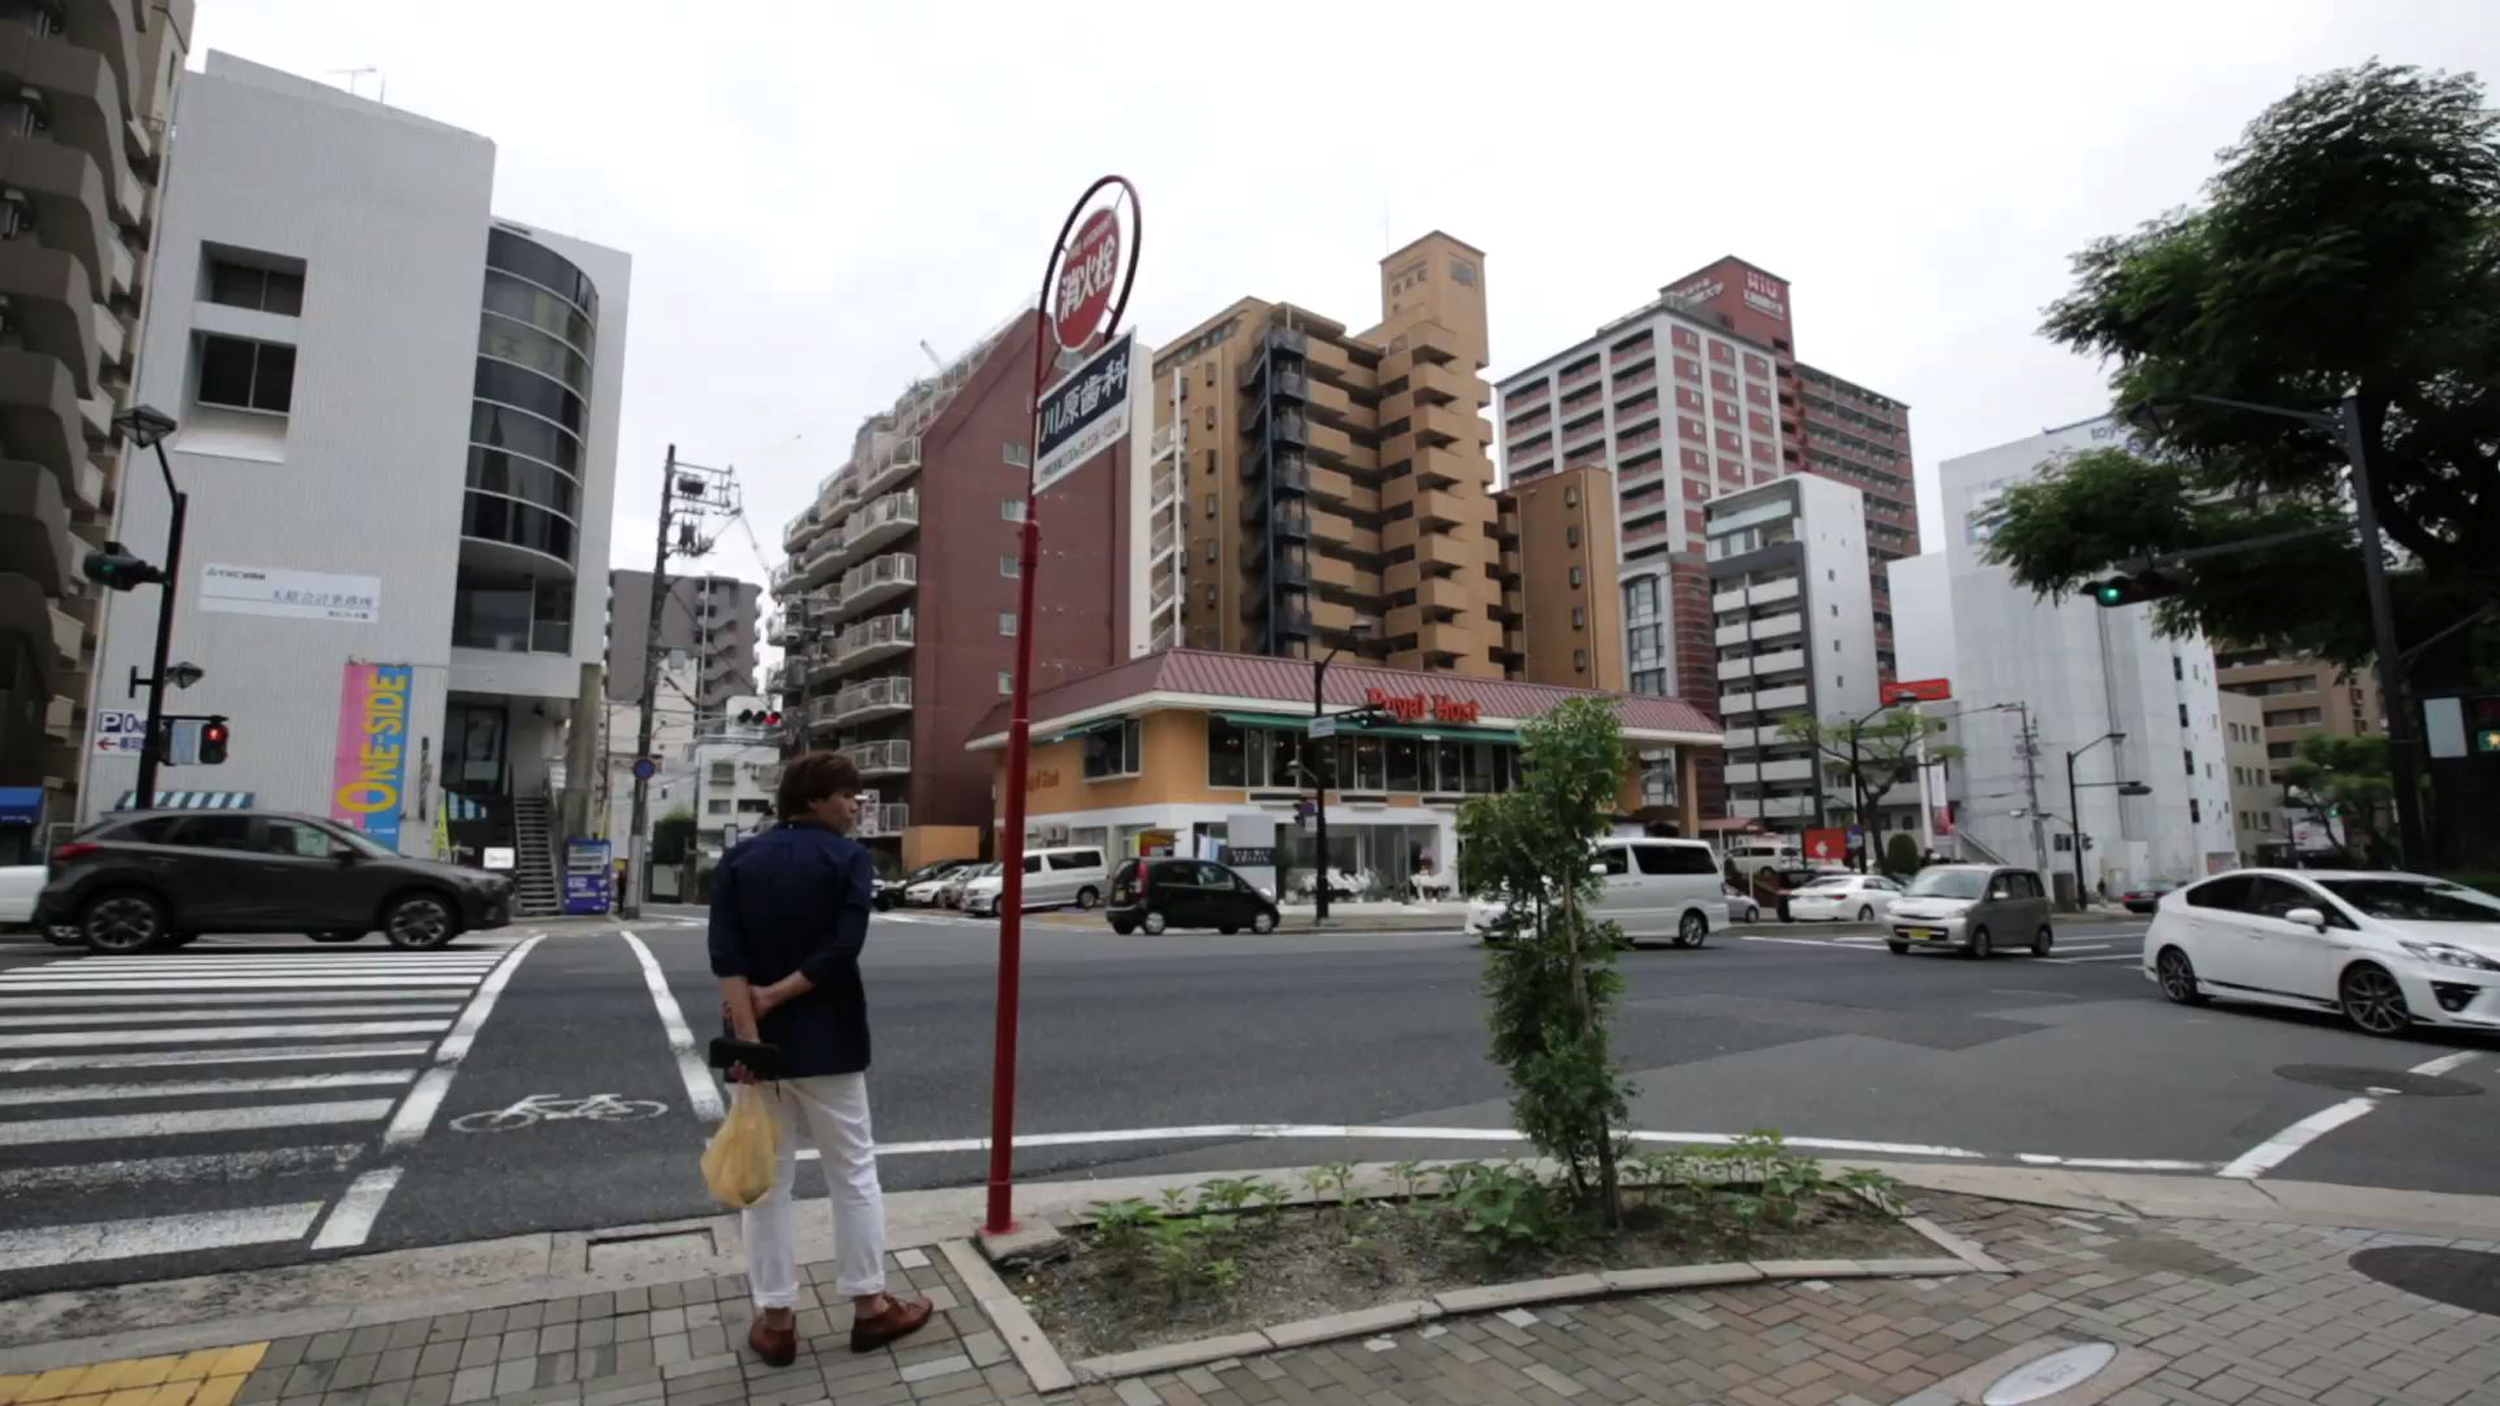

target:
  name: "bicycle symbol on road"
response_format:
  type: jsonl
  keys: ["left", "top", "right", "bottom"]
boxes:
{"left": 450, "top": 1093, "right": 669, "bottom": 1132}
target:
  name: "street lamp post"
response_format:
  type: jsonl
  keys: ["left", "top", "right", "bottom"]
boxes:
{"left": 1310, "top": 623, "right": 1372, "bottom": 923}
{"left": 2065, "top": 731, "right": 2125, "bottom": 905}
{"left": 2125, "top": 392, "right": 2426, "bottom": 865}
{"left": 111, "top": 407, "right": 184, "bottom": 812}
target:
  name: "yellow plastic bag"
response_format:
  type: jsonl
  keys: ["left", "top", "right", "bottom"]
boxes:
{"left": 701, "top": 1084, "right": 778, "bottom": 1209}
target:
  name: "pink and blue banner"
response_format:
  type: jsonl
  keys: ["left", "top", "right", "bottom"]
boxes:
{"left": 332, "top": 663, "right": 414, "bottom": 850}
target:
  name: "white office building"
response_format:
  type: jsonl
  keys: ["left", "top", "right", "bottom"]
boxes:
{"left": 1705, "top": 474, "right": 1880, "bottom": 834}
{"left": 1939, "top": 416, "right": 2236, "bottom": 897}
{"left": 82, "top": 56, "right": 629, "bottom": 909}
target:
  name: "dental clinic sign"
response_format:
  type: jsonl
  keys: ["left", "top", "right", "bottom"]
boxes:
{"left": 1033, "top": 331, "right": 1133, "bottom": 494}
{"left": 331, "top": 663, "right": 413, "bottom": 850}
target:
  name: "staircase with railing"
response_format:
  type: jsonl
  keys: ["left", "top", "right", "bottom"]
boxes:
{"left": 510, "top": 796, "right": 561, "bottom": 918}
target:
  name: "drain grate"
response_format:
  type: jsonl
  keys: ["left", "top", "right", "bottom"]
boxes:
{"left": 2349, "top": 1246, "right": 2500, "bottom": 1316}
{"left": 2274, "top": 1063, "right": 2483, "bottom": 1097}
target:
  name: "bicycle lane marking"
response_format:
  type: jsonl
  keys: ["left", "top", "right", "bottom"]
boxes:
{"left": 619, "top": 929, "right": 726, "bottom": 1122}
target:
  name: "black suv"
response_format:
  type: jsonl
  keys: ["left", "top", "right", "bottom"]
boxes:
{"left": 1107, "top": 858, "right": 1280, "bottom": 936}
{"left": 38, "top": 810, "right": 514, "bottom": 952}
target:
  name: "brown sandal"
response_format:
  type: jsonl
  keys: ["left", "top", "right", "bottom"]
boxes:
{"left": 849, "top": 1294, "right": 933, "bottom": 1353}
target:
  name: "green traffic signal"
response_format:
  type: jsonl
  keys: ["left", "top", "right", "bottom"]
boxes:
{"left": 81, "top": 541, "right": 162, "bottom": 592}
{"left": 2477, "top": 728, "right": 2500, "bottom": 755}
{"left": 2094, "top": 580, "right": 2127, "bottom": 606}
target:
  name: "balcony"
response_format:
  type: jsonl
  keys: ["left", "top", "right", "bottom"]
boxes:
{"left": 767, "top": 611, "right": 796, "bottom": 647}
{"left": 1413, "top": 489, "right": 1465, "bottom": 529}
{"left": 1311, "top": 554, "right": 1360, "bottom": 591}
{"left": 857, "top": 435, "right": 923, "bottom": 498}
{"left": 835, "top": 610, "right": 916, "bottom": 668}
{"left": 1417, "top": 573, "right": 1472, "bottom": 611}
{"left": 1556, "top": 359, "right": 1601, "bottom": 390}
{"left": 834, "top": 489, "right": 919, "bottom": 565}
{"left": 783, "top": 509, "right": 821, "bottom": 553}
{"left": 845, "top": 740, "right": 913, "bottom": 777}
{"left": 837, "top": 552, "right": 918, "bottom": 616}
{"left": 797, "top": 534, "right": 845, "bottom": 588}
{"left": 1268, "top": 504, "right": 1311, "bottom": 539}
{"left": 1754, "top": 684, "right": 1809, "bottom": 713}
{"left": 1272, "top": 556, "right": 1312, "bottom": 587}
{"left": 806, "top": 696, "right": 842, "bottom": 731}
{"left": 1717, "top": 612, "right": 1803, "bottom": 646}
{"left": 854, "top": 802, "right": 910, "bottom": 838}
{"left": 1413, "top": 403, "right": 1482, "bottom": 447}
{"left": 1713, "top": 576, "right": 1799, "bottom": 612}
{"left": 833, "top": 675, "right": 914, "bottom": 723}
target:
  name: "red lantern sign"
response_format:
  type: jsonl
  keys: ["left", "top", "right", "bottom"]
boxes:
{"left": 1052, "top": 209, "right": 1120, "bottom": 350}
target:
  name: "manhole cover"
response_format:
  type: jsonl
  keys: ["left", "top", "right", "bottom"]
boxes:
{"left": 1982, "top": 1342, "right": 2119, "bottom": 1404}
{"left": 2275, "top": 1064, "right": 2483, "bottom": 1097}
{"left": 2349, "top": 1246, "right": 2500, "bottom": 1316}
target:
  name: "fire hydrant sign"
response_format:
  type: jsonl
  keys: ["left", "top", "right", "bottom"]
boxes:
{"left": 1033, "top": 330, "right": 1132, "bottom": 494}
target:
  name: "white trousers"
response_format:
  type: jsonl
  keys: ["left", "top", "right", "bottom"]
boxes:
{"left": 742, "top": 1073, "right": 887, "bottom": 1307}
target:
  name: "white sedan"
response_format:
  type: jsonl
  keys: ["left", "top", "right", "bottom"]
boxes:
{"left": 2143, "top": 869, "right": 2500, "bottom": 1036}
{"left": 1785, "top": 873, "right": 1904, "bottom": 923}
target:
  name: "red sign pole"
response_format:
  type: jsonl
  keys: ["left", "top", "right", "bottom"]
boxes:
{"left": 986, "top": 176, "right": 1140, "bottom": 1237}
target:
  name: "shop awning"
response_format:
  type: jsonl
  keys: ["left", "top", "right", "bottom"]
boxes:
{"left": 1039, "top": 717, "right": 1128, "bottom": 744}
{"left": 1215, "top": 710, "right": 1519, "bottom": 743}
{"left": 0, "top": 786, "right": 45, "bottom": 825}
{"left": 114, "top": 790, "right": 256, "bottom": 811}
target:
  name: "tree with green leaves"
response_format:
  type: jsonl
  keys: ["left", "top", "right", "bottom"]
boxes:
{"left": 1983, "top": 60, "right": 2500, "bottom": 863}
{"left": 1776, "top": 708, "right": 1955, "bottom": 869}
{"left": 651, "top": 808, "right": 696, "bottom": 866}
{"left": 2278, "top": 734, "right": 2399, "bottom": 866}
{"left": 1456, "top": 696, "right": 1632, "bottom": 1223}
{"left": 1882, "top": 832, "right": 1922, "bottom": 878}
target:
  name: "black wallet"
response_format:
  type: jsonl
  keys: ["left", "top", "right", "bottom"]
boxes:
{"left": 707, "top": 1036, "right": 782, "bottom": 1079}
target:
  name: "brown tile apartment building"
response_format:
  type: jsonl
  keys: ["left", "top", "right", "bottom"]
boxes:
{"left": 0, "top": 0, "right": 191, "bottom": 854}
{"left": 1150, "top": 232, "right": 1507, "bottom": 678}
{"left": 2215, "top": 648, "right": 2382, "bottom": 783}
{"left": 772, "top": 312, "right": 1144, "bottom": 868}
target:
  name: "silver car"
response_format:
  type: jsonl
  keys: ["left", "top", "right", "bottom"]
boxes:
{"left": 1886, "top": 864, "right": 2055, "bottom": 958}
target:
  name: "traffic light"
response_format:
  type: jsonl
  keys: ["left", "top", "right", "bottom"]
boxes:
{"left": 82, "top": 541, "right": 163, "bottom": 591}
{"left": 2088, "top": 562, "right": 2187, "bottom": 608}
{"left": 736, "top": 709, "right": 783, "bottom": 728}
{"left": 198, "top": 718, "right": 230, "bottom": 765}
{"left": 2478, "top": 729, "right": 2500, "bottom": 754}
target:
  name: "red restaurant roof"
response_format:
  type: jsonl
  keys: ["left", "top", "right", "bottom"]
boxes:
{"left": 968, "top": 648, "right": 1721, "bottom": 749}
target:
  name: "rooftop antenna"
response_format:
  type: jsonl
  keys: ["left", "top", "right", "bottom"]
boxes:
{"left": 328, "top": 67, "right": 384, "bottom": 104}
{"left": 918, "top": 340, "right": 944, "bottom": 372}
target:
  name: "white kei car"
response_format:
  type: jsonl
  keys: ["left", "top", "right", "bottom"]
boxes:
{"left": 2143, "top": 869, "right": 2500, "bottom": 1036}
{"left": 1784, "top": 873, "right": 1904, "bottom": 923}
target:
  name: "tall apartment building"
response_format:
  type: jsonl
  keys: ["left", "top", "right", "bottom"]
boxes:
{"left": 1151, "top": 232, "right": 1506, "bottom": 677}
{"left": 2215, "top": 649, "right": 2381, "bottom": 784}
{"left": 1664, "top": 258, "right": 1920, "bottom": 677}
{"left": 606, "top": 569, "right": 760, "bottom": 710}
{"left": 1499, "top": 463, "right": 1621, "bottom": 689}
{"left": 773, "top": 313, "right": 1149, "bottom": 867}
{"left": 1705, "top": 475, "right": 1880, "bottom": 832}
{"left": 0, "top": 0, "right": 191, "bottom": 855}
{"left": 2220, "top": 690, "right": 2285, "bottom": 864}
{"left": 84, "top": 56, "right": 629, "bottom": 887}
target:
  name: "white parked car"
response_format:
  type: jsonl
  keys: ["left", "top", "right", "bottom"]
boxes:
{"left": 1466, "top": 838, "right": 1728, "bottom": 949}
{"left": 1, "top": 863, "right": 45, "bottom": 927}
{"left": 2143, "top": 869, "right": 2500, "bottom": 1036}
{"left": 1785, "top": 873, "right": 1904, "bottom": 923}
{"left": 961, "top": 845, "right": 1110, "bottom": 916}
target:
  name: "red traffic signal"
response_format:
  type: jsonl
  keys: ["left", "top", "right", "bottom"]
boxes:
{"left": 198, "top": 718, "right": 230, "bottom": 765}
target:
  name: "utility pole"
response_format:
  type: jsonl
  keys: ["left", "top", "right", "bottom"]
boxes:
{"left": 2015, "top": 704, "right": 2046, "bottom": 875}
{"left": 621, "top": 447, "right": 738, "bottom": 918}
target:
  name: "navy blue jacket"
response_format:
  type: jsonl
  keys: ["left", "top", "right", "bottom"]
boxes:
{"left": 707, "top": 821, "right": 876, "bottom": 1078}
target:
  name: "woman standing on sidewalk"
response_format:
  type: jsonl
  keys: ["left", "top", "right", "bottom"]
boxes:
{"left": 709, "top": 751, "right": 932, "bottom": 1366}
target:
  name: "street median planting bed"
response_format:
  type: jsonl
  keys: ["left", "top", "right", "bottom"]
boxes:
{"left": 1004, "top": 1138, "right": 1959, "bottom": 1375}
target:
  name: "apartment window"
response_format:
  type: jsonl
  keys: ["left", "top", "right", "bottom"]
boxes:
{"left": 2178, "top": 703, "right": 2189, "bottom": 727}
{"left": 1564, "top": 487, "right": 1579, "bottom": 508}
{"left": 1573, "top": 648, "right": 1588, "bottom": 672}
{"left": 1450, "top": 258, "right": 1476, "bottom": 287}
{"left": 998, "top": 612, "right": 1017, "bottom": 637}
{"left": 205, "top": 258, "right": 305, "bottom": 316}
{"left": 1572, "top": 606, "right": 1585, "bottom": 629}
{"left": 1205, "top": 542, "right": 1216, "bottom": 563}
{"left": 2189, "top": 798, "right": 2202, "bottom": 824}
{"left": 1083, "top": 719, "right": 1145, "bottom": 779}
{"left": 1566, "top": 525, "right": 1581, "bottom": 548}
{"left": 1000, "top": 555, "right": 1020, "bottom": 578}
{"left": 196, "top": 335, "right": 296, "bottom": 414}
{"left": 1203, "top": 407, "right": 1215, "bottom": 430}
{"left": 1002, "top": 497, "right": 1026, "bottom": 521}
{"left": 998, "top": 670, "right": 1013, "bottom": 695}
{"left": 2183, "top": 749, "right": 2196, "bottom": 776}
{"left": 1003, "top": 440, "right": 1030, "bottom": 467}
{"left": 1203, "top": 363, "right": 1215, "bottom": 386}
{"left": 1569, "top": 566, "right": 1583, "bottom": 588}
{"left": 2172, "top": 656, "right": 2183, "bottom": 681}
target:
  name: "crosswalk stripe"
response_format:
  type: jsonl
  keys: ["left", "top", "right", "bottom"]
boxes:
{"left": 26, "top": 963, "right": 501, "bottom": 975}
{"left": 0, "top": 1143, "right": 365, "bottom": 1195}
{"left": 0, "top": 978, "right": 486, "bottom": 992}
{"left": 2, "top": 1042, "right": 434, "bottom": 1074}
{"left": 0, "top": 1071, "right": 416, "bottom": 1106}
{"left": 0, "top": 1019, "right": 452, "bottom": 1051}
{"left": 5, "top": 1004, "right": 464, "bottom": 1027}
{"left": 2046, "top": 953, "right": 2148, "bottom": 964}
{"left": 0, "top": 1099, "right": 400, "bottom": 1146}
{"left": 0, "top": 991, "right": 474, "bottom": 1009}
{"left": 0, "top": 1201, "right": 326, "bottom": 1272}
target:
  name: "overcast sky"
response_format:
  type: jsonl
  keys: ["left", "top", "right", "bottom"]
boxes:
{"left": 193, "top": 0, "right": 2497, "bottom": 599}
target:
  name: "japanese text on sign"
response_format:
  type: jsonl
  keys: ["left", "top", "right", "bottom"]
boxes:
{"left": 1033, "top": 331, "right": 1134, "bottom": 493}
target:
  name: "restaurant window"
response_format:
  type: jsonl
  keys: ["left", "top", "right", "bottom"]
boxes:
{"left": 1208, "top": 716, "right": 1249, "bottom": 786}
{"left": 1083, "top": 720, "right": 1143, "bottom": 780}
{"left": 1386, "top": 736, "right": 1420, "bottom": 791}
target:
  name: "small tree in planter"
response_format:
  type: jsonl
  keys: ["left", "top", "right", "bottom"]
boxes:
{"left": 1882, "top": 832, "right": 1922, "bottom": 878}
{"left": 1457, "top": 696, "right": 1632, "bottom": 1223}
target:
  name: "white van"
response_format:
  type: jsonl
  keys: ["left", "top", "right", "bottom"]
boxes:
{"left": 1467, "top": 838, "right": 1729, "bottom": 948}
{"left": 960, "top": 846, "right": 1110, "bottom": 915}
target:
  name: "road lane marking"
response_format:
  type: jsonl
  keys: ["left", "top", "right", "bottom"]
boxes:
{"left": 0, "top": 1099, "right": 399, "bottom": 1146}
{"left": 0, "top": 1071, "right": 415, "bottom": 1106}
{"left": 0, "top": 991, "right": 474, "bottom": 1008}
{"left": 2043, "top": 954, "right": 2147, "bottom": 964}
{"left": 380, "top": 934, "right": 544, "bottom": 1148}
{"left": 1, "top": 1042, "right": 433, "bottom": 1074}
{"left": 787, "top": 1122, "right": 1996, "bottom": 1161}
{"left": 2412, "top": 1050, "right": 2478, "bottom": 1078}
{"left": 3, "top": 1004, "right": 463, "bottom": 1027}
{"left": 618, "top": 930, "right": 726, "bottom": 1122}
{"left": 0, "top": 1202, "right": 326, "bottom": 1272}
{"left": 0, "top": 1144, "right": 365, "bottom": 1194}
{"left": 0, "top": 978, "right": 486, "bottom": 991}
{"left": 309, "top": 1168, "right": 403, "bottom": 1250}
{"left": 0, "top": 1020, "right": 452, "bottom": 1050}
{"left": 2217, "top": 1097, "right": 2378, "bottom": 1180}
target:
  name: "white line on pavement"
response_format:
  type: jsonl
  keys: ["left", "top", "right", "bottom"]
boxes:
{"left": 2412, "top": 1050, "right": 2479, "bottom": 1078}
{"left": 0, "top": 978, "right": 486, "bottom": 991}
{"left": 0, "top": 990, "right": 474, "bottom": 1008}
{"left": 0, "top": 1070, "right": 415, "bottom": 1107}
{"left": 55, "top": 955, "right": 505, "bottom": 964}
{"left": 3, "top": 1004, "right": 463, "bottom": 1027}
{"left": 2217, "top": 1097, "right": 2378, "bottom": 1180}
{"left": 2043, "top": 954, "right": 2148, "bottom": 964}
{"left": 0, "top": 1144, "right": 365, "bottom": 1195}
{"left": 2018, "top": 1154, "right": 2213, "bottom": 1171}
{"left": 309, "top": 1168, "right": 404, "bottom": 1251}
{"left": 381, "top": 934, "right": 544, "bottom": 1148}
{"left": 0, "top": 1098, "right": 399, "bottom": 1147}
{"left": 17, "top": 963, "right": 501, "bottom": 976}
{"left": 0, "top": 1020, "right": 452, "bottom": 1050}
{"left": 0, "top": 1202, "right": 326, "bottom": 1272}
{"left": 618, "top": 929, "right": 725, "bottom": 1122}
{"left": 789, "top": 1122, "right": 1996, "bottom": 1162}
{"left": 0, "top": 1042, "right": 433, "bottom": 1075}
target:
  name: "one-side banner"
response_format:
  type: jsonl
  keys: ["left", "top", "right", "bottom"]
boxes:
{"left": 332, "top": 663, "right": 414, "bottom": 850}
{"left": 1033, "top": 331, "right": 1133, "bottom": 494}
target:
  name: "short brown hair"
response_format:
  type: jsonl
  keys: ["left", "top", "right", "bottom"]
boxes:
{"left": 776, "top": 751, "right": 861, "bottom": 819}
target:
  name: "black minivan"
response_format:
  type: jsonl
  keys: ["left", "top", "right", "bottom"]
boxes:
{"left": 1107, "top": 858, "right": 1280, "bottom": 935}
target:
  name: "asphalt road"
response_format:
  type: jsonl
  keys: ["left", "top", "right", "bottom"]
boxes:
{"left": 2, "top": 902, "right": 2494, "bottom": 1301}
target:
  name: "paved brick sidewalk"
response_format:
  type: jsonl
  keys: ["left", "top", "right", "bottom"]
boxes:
{"left": 9, "top": 1192, "right": 2495, "bottom": 1406}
